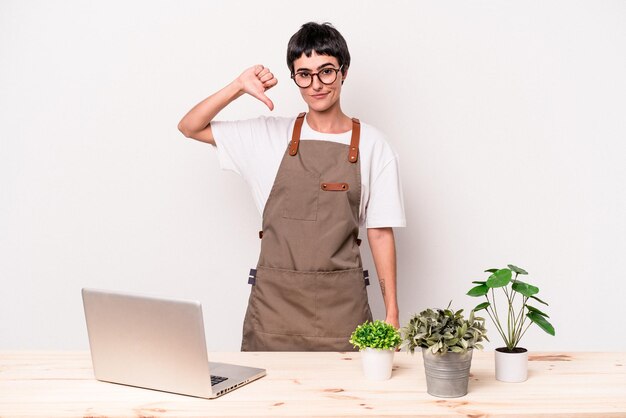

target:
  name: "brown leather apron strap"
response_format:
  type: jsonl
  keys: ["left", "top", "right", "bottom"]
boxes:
{"left": 348, "top": 118, "right": 360, "bottom": 163}
{"left": 289, "top": 112, "right": 306, "bottom": 156}
{"left": 290, "top": 114, "right": 361, "bottom": 163}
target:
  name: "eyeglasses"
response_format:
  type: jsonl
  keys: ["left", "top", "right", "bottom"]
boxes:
{"left": 291, "top": 65, "right": 343, "bottom": 88}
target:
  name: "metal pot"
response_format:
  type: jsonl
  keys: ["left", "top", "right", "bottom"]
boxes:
{"left": 422, "top": 348, "right": 473, "bottom": 398}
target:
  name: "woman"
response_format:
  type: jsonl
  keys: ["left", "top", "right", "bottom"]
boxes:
{"left": 178, "top": 22, "right": 405, "bottom": 351}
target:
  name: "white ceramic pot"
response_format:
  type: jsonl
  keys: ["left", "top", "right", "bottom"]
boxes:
{"left": 360, "top": 347, "right": 395, "bottom": 380}
{"left": 495, "top": 347, "right": 528, "bottom": 382}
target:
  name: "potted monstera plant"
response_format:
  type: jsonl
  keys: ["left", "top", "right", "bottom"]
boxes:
{"left": 467, "top": 264, "right": 555, "bottom": 382}
{"left": 401, "top": 303, "right": 487, "bottom": 397}
{"left": 349, "top": 320, "right": 402, "bottom": 381}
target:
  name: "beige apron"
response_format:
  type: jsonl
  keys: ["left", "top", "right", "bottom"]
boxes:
{"left": 241, "top": 113, "right": 373, "bottom": 351}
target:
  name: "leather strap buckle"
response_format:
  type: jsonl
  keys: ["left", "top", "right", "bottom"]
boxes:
{"left": 348, "top": 118, "right": 360, "bottom": 163}
{"left": 289, "top": 112, "right": 306, "bottom": 156}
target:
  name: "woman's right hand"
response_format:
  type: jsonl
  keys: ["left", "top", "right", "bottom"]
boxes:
{"left": 237, "top": 65, "right": 278, "bottom": 110}
{"left": 178, "top": 64, "right": 278, "bottom": 144}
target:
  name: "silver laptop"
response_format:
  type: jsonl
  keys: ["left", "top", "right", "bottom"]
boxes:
{"left": 82, "top": 288, "right": 266, "bottom": 399}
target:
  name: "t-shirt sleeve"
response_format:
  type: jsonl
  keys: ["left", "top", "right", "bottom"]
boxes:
{"left": 209, "top": 116, "right": 292, "bottom": 215}
{"left": 365, "top": 155, "right": 407, "bottom": 228}
{"left": 211, "top": 116, "right": 291, "bottom": 174}
{"left": 210, "top": 118, "right": 260, "bottom": 175}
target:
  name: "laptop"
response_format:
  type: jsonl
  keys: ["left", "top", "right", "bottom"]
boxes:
{"left": 81, "top": 288, "right": 266, "bottom": 399}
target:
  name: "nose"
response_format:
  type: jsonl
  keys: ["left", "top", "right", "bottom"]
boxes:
{"left": 311, "top": 74, "right": 324, "bottom": 90}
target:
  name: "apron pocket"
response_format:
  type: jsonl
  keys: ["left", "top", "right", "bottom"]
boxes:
{"left": 252, "top": 267, "right": 317, "bottom": 336}
{"left": 280, "top": 169, "right": 319, "bottom": 221}
{"left": 315, "top": 268, "right": 372, "bottom": 339}
{"left": 250, "top": 267, "right": 372, "bottom": 341}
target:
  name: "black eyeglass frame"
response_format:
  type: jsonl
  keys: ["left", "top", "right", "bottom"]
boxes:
{"left": 290, "top": 65, "right": 344, "bottom": 88}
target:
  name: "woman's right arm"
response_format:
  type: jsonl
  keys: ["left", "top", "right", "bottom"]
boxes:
{"left": 177, "top": 65, "right": 278, "bottom": 145}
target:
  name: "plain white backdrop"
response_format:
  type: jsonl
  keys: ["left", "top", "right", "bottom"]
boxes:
{"left": 1, "top": 0, "right": 625, "bottom": 351}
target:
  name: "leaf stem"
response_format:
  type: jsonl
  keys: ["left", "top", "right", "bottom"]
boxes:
{"left": 491, "top": 287, "right": 504, "bottom": 338}
{"left": 510, "top": 272, "right": 519, "bottom": 305}
{"left": 517, "top": 320, "right": 533, "bottom": 345}
{"left": 484, "top": 293, "right": 509, "bottom": 346}
{"left": 508, "top": 272, "right": 521, "bottom": 346}
{"left": 486, "top": 306, "right": 509, "bottom": 346}
{"left": 512, "top": 296, "right": 529, "bottom": 347}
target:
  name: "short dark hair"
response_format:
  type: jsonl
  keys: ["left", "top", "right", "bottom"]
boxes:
{"left": 286, "top": 22, "right": 350, "bottom": 75}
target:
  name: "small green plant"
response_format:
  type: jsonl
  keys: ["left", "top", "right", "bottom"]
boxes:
{"left": 401, "top": 302, "right": 488, "bottom": 355}
{"left": 349, "top": 320, "right": 402, "bottom": 350}
{"left": 467, "top": 264, "right": 555, "bottom": 351}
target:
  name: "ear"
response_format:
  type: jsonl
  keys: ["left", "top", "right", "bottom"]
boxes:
{"left": 341, "top": 67, "right": 348, "bottom": 84}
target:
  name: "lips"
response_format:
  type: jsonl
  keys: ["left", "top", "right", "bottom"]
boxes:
{"left": 311, "top": 92, "right": 329, "bottom": 100}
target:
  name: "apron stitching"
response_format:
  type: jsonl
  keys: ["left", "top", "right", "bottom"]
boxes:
{"left": 256, "top": 266, "right": 363, "bottom": 274}
{"left": 254, "top": 329, "right": 355, "bottom": 339}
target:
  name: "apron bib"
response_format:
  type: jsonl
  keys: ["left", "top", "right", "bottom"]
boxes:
{"left": 241, "top": 113, "right": 372, "bottom": 351}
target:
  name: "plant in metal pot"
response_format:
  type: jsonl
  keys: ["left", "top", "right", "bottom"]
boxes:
{"left": 401, "top": 303, "right": 488, "bottom": 397}
{"left": 349, "top": 320, "right": 402, "bottom": 381}
{"left": 467, "top": 264, "right": 555, "bottom": 382}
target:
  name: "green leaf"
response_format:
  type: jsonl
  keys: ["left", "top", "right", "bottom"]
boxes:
{"left": 530, "top": 295, "right": 549, "bottom": 306}
{"left": 467, "top": 284, "right": 489, "bottom": 297}
{"left": 472, "top": 281, "right": 486, "bottom": 285}
{"left": 349, "top": 320, "right": 401, "bottom": 350}
{"left": 527, "top": 312, "right": 555, "bottom": 336}
{"left": 512, "top": 280, "right": 539, "bottom": 296}
{"left": 484, "top": 268, "right": 499, "bottom": 273}
{"left": 526, "top": 305, "right": 549, "bottom": 318}
{"left": 508, "top": 264, "right": 528, "bottom": 275}
{"left": 473, "top": 302, "right": 491, "bottom": 312}
{"left": 403, "top": 304, "right": 487, "bottom": 354}
{"left": 486, "top": 269, "right": 512, "bottom": 288}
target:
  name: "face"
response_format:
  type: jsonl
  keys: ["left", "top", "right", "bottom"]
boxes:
{"left": 292, "top": 51, "right": 346, "bottom": 113}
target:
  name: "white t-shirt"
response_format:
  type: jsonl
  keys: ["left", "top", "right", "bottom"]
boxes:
{"left": 211, "top": 116, "right": 406, "bottom": 228}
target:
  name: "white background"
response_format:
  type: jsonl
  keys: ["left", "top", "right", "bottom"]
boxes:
{"left": 1, "top": 0, "right": 625, "bottom": 351}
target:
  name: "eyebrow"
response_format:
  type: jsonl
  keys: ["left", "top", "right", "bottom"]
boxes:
{"left": 295, "top": 62, "right": 336, "bottom": 72}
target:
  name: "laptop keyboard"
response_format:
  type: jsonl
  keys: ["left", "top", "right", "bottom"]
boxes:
{"left": 211, "top": 375, "right": 228, "bottom": 386}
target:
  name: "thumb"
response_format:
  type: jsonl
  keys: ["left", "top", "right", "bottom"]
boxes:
{"left": 252, "top": 90, "right": 274, "bottom": 111}
{"left": 263, "top": 95, "right": 275, "bottom": 111}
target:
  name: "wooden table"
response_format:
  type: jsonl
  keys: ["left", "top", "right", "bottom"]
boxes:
{"left": 1, "top": 351, "right": 625, "bottom": 417}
